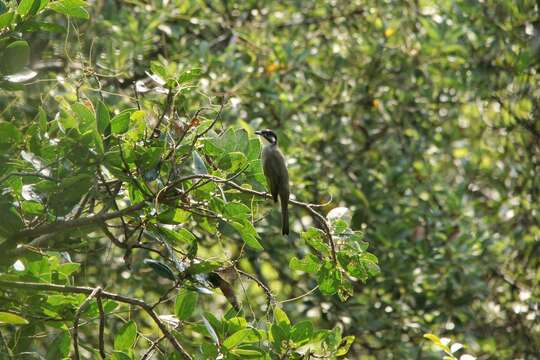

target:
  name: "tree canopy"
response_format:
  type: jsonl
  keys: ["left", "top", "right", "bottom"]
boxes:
{"left": 0, "top": 0, "right": 538, "bottom": 359}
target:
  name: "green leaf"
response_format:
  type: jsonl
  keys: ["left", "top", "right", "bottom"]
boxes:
{"left": 104, "top": 300, "right": 119, "bottom": 313}
{"left": 0, "top": 40, "right": 30, "bottom": 75}
{"left": 137, "top": 147, "right": 162, "bottom": 169}
{"left": 188, "top": 260, "right": 222, "bottom": 275}
{"left": 345, "top": 255, "right": 367, "bottom": 281}
{"left": 332, "top": 219, "right": 349, "bottom": 235}
{"left": 223, "top": 202, "right": 251, "bottom": 222}
{"left": 178, "top": 68, "right": 203, "bottom": 83}
{"left": 317, "top": 260, "right": 341, "bottom": 295}
{"left": 96, "top": 100, "right": 110, "bottom": 134}
{"left": 225, "top": 316, "right": 247, "bottom": 333}
{"left": 155, "top": 226, "right": 195, "bottom": 247}
{"left": 289, "top": 254, "right": 320, "bottom": 273}
{"left": 223, "top": 328, "right": 261, "bottom": 349}
{"left": 230, "top": 348, "right": 264, "bottom": 357}
{"left": 57, "top": 262, "right": 80, "bottom": 276}
{"left": 46, "top": 331, "right": 71, "bottom": 359}
{"left": 110, "top": 352, "right": 132, "bottom": 360}
{"left": 202, "top": 315, "right": 220, "bottom": 345}
{"left": 291, "top": 320, "right": 313, "bottom": 344}
{"left": 301, "top": 228, "right": 330, "bottom": 256}
{"left": 114, "top": 320, "right": 137, "bottom": 351}
{"left": 423, "top": 333, "right": 442, "bottom": 345}
{"left": 149, "top": 61, "right": 166, "bottom": 81}
{"left": 176, "top": 228, "right": 197, "bottom": 244}
{"left": 17, "top": 0, "right": 40, "bottom": 16}
{"left": 48, "top": 0, "right": 89, "bottom": 19}
{"left": 175, "top": 289, "right": 198, "bottom": 320}
{"left": 0, "top": 122, "right": 22, "bottom": 144}
{"left": 192, "top": 150, "right": 208, "bottom": 174}
{"left": 246, "top": 138, "right": 261, "bottom": 161}
{"left": 72, "top": 102, "right": 94, "bottom": 132}
{"left": 110, "top": 109, "right": 135, "bottom": 134}
{"left": 273, "top": 307, "right": 290, "bottom": 328}
{"left": 336, "top": 335, "right": 355, "bottom": 356}
{"left": 218, "top": 151, "right": 247, "bottom": 172}
{"left": 20, "top": 200, "right": 44, "bottom": 215}
{"left": 0, "top": 312, "right": 28, "bottom": 325}
{"left": 157, "top": 208, "right": 191, "bottom": 224}
{"left": 270, "top": 323, "right": 288, "bottom": 351}
{"left": 144, "top": 259, "right": 176, "bottom": 281}
{"left": 0, "top": 11, "right": 14, "bottom": 29}
{"left": 231, "top": 221, "right": 263, "bottom": 251}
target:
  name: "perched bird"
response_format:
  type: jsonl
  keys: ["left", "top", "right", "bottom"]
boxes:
{"left": 255, "top": 129, "right": 290, "bottom": 235}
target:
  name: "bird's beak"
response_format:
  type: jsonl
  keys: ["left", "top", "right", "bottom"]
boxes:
{"left": 254, "top": 130, "right": 263, "bottom": 136}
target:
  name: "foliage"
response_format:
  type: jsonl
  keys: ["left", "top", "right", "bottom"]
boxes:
{"left": 0, "top": 0, "right": 539, "bottom": 359}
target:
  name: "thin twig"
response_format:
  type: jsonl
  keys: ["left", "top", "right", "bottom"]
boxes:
{"left": 278, "top": 286, "right": 319, "bottom": 304}
{"left": 150, "top": 88, "right": 174, "bottom": 140}
{"left": 96, "top": 296, "right": 106, "bottom": 359}
{"left": 101, "top": 223, "right": 126, "bottom": 248}
{"left": 151, "top": 280, "right": 183, "bottom": 310}
{"left": 97, "top": 168, "right": 130, "bottom": 241}
{"left": 236, "top": 268, "right": 275, "bottom": 308}
{"left": 0, "top": 172, "right": 60, "bottom": 185}
{"left": 141, "top": 334, "right": 166, "bottom": 360}
{"left": 73, "top": 287, "right": 102, "bottom": 360}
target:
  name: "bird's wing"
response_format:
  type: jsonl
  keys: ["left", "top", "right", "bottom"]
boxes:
{"left": 262, "top": 154, "right": 280, "bottom": 202}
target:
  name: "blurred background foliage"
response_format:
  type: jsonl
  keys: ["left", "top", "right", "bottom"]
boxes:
{"left": 1, "top": 0, "right": 539, "bottom": 359}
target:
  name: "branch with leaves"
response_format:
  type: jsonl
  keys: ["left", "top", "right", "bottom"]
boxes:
{"left": 0, "top": 280, "right": 192, "bottom": 359}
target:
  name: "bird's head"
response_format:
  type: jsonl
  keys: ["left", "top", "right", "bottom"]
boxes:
{"left": 255, "top": 129, "right": 278, "bottom": 145}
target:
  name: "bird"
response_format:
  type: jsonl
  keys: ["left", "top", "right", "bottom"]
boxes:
{"left": 255, "top": 129, "right": 290, "bottom": 235}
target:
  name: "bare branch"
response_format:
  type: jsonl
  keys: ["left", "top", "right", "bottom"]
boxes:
{"left": 9, "top": 202, "right": 146, "bottom": 244}
{"left": 150, "top": 88, "right": 174, "bottom": 139}
{"left": 141, "top": 334, "right": 166, "bottom": 360}
{"left": 73, "top": 287, "right": 102, "bottom": 360}
{"left": 96, "top": 296, "right": 106, "bottom": 359}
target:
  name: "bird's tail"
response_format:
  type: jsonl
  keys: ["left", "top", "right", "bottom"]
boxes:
{"left": 281, "top": 196, "right": 289, "bottom": 235}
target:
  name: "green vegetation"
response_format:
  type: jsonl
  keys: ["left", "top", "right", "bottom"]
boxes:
{"left": 0, "top": 0, "right": 538, "bottom": 359}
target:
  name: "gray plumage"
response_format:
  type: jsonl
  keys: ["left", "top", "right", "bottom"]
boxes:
{"left": 255, "top": 129, "right": 290, "bottom": 235}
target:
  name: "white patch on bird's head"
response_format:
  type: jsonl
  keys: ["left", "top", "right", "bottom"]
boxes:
{"left": 256, "top": 129, "right": 277, "bottom": 145}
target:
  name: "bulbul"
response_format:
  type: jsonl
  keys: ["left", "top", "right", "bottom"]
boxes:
{"left": 255, "top": 129, "right": 290, "bottom": 235}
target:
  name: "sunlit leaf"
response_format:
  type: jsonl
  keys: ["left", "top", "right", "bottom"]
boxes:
{"left": 114, "top": 320, "right": 137, "bottom": 351}
{"left": 48, "top": 0, "right": 88, "bottom": 19}
{"left": 0, "top": 312, "right": 28, "bottom": 325}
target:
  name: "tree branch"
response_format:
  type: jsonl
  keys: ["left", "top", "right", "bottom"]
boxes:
{"left": 0, "top": 280, "right": 192, "bottom": 360}
{"left": 8, "top": 202, "right": 146, "bottom": 244}
{"left": 96, "top": 295, "right": 106, "bottom": 359}
{"left": 141, "top": 334, "right": 166, "bottom": 360}
{"left": 73, "top": 287, "right": 102, "bottom": 360}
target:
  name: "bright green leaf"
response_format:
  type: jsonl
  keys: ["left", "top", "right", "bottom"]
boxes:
{"left": 289, "top": 254, "right": 320, "bottom": 273}
{"left": 48, "top": 0, "right": 88, "bottom": 19}
{"left": 175, "top": 289, "right": 198, "bottom": 320}
{"left": 110, "top": 109, "right": 135, "bottom": 134}
{"left": 0, "top": 312, "right": 28, "bottom": 325}
{"left": 114, "top": 320, "right": 137, "bottom": 351}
